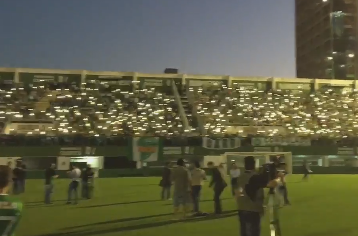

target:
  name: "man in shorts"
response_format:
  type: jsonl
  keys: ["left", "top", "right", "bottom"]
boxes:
{"left": 171, "top": 158, "right": 191, "bottom": 220}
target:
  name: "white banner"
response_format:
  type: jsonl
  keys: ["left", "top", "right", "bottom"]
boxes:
{"left": 57, "top": 157, "right": 71, "bottom": 170}
{"left": 202, "top": 137, "right": 240, "bottom": 149}
{"left": 4, "top": 122, "right": 53, "bottom": 134}
{"left": 188, "top": 80, "right": 224, "bottom": 87}
{"left": 132, "top": 137, "right": 161, "bottom": 162}
{"left": 59, "top": 147, "right": 82, "bottom": 156}
{"left": 226, "top": 126, "right": 287, "bottom": 136}
{"left": 252, "top": 137, "right": 311, "bottom": 146}
{"left": 163, "top": 147, "right": 181, "bottom": 155}
{"left": 5, "top": 157, "right": 21, "bottom": 167}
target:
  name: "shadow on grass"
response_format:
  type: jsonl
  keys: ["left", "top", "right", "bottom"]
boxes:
{"left": 162, "top": 197, "right": 232, "bottom": 206}
{"left": 63, "top": 212, "right": 173, "bottom": 229}
{"left": 304, "top": 227, "right": 354, "bottom": 236}
{"left": 77, "top": 199, "right": 163, "bottom": 208}
{"left": 43, "top": 210, "right": 238, "bottom": 236}
{"left": 25, "top": 199, "right": 68, "bottom": 204}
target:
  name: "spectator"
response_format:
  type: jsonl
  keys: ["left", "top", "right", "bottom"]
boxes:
{"left": 190, "top": 161, "right": 206, "bottom": 216}
{"left": 171, "top": 158, "right": 191, "bottom": 220}
{"left": 160, "top": 162, "right": 172, "bottom": 201}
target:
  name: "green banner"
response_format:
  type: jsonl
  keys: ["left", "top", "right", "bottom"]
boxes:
{"left": 186, "top": 79, "right": 226, "bottom": 87}
{"left": 0, "top": 72, "right": 14, "bottom": 84}
{"left": 276, "top": 82, "right": 312, "bottom": 91}
{"left": 231, "top": 80, "right": 268, "bottom": 90}
{"left": 191, "top": 145, "right": 354, "bottom": 156}
{"left": 0, "top": 146, "right": 127, "bottom": 157}
{"left": 137, "top": 77, "right": 172, "bottom": 89}
{"left": 132, "top": 137, "right": 163, "bottom": 162}
{"left": 19, "top": 73, "right": 81, "bottom": 86}
{"left": 318, "top": 83, "right": 353, "bottom": 93}
{"left": 86, "top": 75, "right": 133, "bottom": 90}
{"left": 0, "top": 142, "right": 357, "bottom": 159}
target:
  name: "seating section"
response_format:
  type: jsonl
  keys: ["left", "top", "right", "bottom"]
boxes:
{"left": 1, "top": 79, "right": 358, "bottom": 138}
{"left": 188, "top": 83, "right": 358, "bottom": 137}
{"left": 0, "top": 81, "right": 183, "bottom": 136}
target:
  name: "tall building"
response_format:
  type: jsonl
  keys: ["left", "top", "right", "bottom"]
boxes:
{"left": 295, "top": 0, "right": 357, "bottom": 79}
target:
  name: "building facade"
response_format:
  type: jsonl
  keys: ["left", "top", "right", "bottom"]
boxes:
{"left": 295, "top": 0, "right": 358, "bottom": 79}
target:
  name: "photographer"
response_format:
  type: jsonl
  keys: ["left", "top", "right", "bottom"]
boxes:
{"left": 236, "top": 156, "right": 282, "bottom": 236}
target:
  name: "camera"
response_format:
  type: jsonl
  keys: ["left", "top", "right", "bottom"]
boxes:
{"left": 261, "top": 155, "right": 285, "bottom": 182}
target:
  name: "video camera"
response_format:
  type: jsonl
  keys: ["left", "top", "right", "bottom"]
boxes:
{"left": 261, "top": 155, "right": 286, "bottom": 182}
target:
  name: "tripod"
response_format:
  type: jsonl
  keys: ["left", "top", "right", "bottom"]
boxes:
{"left": 267, "top": 188, "right": 282, "bottom": 236}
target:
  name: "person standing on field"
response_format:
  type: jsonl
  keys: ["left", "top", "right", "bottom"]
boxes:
{"left": 171, "top": 158, "right": 191, "bottom": 220}
{"left": 208, "top": 161, "right": 227, "bottom": 214}
{"left": 160, "top": 162, "right": 172, "bottom": 201}
{"left": 230, "top": 162, "right": 240, "bottom": 196}
{"left": 67, "top": 165, "right": 81, "bottom": 205}
{"left": 44, "top": 163, "right": 58, "bottom": 204}
{"left": 190, "top": 161, "right": 206, "bottom": 216}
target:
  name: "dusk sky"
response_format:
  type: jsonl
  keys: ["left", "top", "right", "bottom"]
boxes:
{"left": 0, "top": 0, "right": 295, "bottom": 78}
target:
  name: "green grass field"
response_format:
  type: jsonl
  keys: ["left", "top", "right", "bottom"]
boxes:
{"left": 15, "top": 175, "right": 358, "bottom": 236}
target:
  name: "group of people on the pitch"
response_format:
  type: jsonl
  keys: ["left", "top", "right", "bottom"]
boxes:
{"left": 160, "top": 158, "right": 300, "bottom": 219}
{"left": 44, "top": 163, "right": 94, "bottom": 205}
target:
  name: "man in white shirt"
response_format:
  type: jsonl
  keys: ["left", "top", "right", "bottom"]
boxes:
{"left": 67, "top": 165, "right": 81, "bottom": 205}
{"left": 190, "top": 161, "right": 206, "bottom": 216}
{"left": 229, "top": 162, "right": 240, "bottom": 196}
{"left": 278, "top": 171, "right": 290, "bottom": 206}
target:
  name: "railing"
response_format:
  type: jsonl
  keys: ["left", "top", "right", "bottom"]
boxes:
{"left": 0, "top": 134, "right": 357, "bottom": 147}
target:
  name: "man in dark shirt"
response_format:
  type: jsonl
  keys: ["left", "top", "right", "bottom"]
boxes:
{"left": 18, "top": 164, "right": 26, "bottom": 194}
{"left": 81, "top": 164, "right": 94, "bottom": 199}
{"left": 236, "top": 156, "right": 282, "bottom": 236}
{"left": 160, "top": 162, "right": 172, "bottom": 200}
{"left": 44, "top": 164, "right": 58, "bottom": 204}
{"left": 12, "top": 161, "right": 22, "bottom": 195}
{"left": 302, "top": 159, "right": 310, "bottom": 181}
{"left": 207, "top": 161, "right": 227, "bottom": 214}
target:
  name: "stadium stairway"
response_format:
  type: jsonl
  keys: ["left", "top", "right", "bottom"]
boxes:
{"left": 186, "top": 85, "right": 205, "bottom": 134}
{"left": 171, "top": 81, "right": 190, "bottom": 131}
{"left": 179, "top": 88, "right": 200, "bottom": 131}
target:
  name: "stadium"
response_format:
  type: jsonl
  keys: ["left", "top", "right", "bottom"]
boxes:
{"left": 2, "top": 67, "right": 358, "bottom": 236}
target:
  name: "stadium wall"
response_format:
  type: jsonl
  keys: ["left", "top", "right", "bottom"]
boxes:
{"left": 3, "top": 136, "right": 358, "bottom": 178}
{"left": 1, "top": 67, "right": 358, "bottom": 91}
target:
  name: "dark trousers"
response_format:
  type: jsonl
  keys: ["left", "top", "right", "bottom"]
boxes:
{"left": 82, "top": 181, "right": 91, "bottom": 199}
{"left": 214, "top": 187, "right": 224, "bottom": 214}
{"left": 280, "top": 185, "right": 290, "bottom": 204}
{"left": 12, "top": 180, "right": 19, "bottom": 195}
{"left": 44, "top": 184, "right": 54, "bottom": 204}
{"left": 303, "top": 169, "right": 309, "bottom": 180}
{"left": 191, "top": 185, "right": 202, "bottom": 212}
{"left": 67, "top": 181, "right": 79, "bottom": 204}
{"left": 238, "top": 210, "right": 261, "bottom": 236}
{"left": 161, "top": 186, "right": 171, "bottom": 200}
{"left": 18, "top": 179, "right": 25, "bottom": 193}
{"left": 231, "top": 178, "right": 238, "bottom": 196}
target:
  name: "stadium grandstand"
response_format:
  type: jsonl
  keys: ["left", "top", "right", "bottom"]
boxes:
{"left": 0, "top": 67, "right": 358, "bottom": 143}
